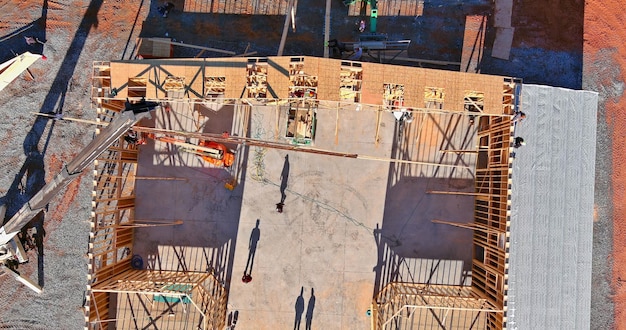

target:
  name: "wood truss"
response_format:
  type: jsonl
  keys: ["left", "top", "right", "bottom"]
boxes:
{"left": 378, "top": 81, "right": 519, "bottom": 330}
{"left": 89, "top": 269, "right": 226, "bottom": 330}
{"left": 372, "top": 283, "right": 504, "bottom": 330}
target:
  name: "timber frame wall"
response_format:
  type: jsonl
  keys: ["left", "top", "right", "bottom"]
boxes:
{"left": 373, "top": 283, "right": 502, "bottom": 329}
{"left": 371, "top": 80, "right": 519, "bottom": 330}
{"left": 84, "top": 96, "right": 139, "bottom": 328}
{"left": 470, "top": 82, "right": 516, "bottom": 329}
{"left": 89, "top": 57, "right": 520, "bottom": 329}
{"left": 102, "top": 56, "right": 507, "bottom": 115}
{"left": 85, "top": 62, "right": 227, "bottom": 330}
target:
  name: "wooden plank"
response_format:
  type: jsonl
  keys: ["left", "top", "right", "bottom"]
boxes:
{"left": 277, "top": 0, "right": 294, "bottom": 56}
{"left": 145, "top": 38, "right": 236, "bottom": 55}
{"left": 324, "top": 0, "right": 331, "bottom": 58}
{"left": 334, "top": 106, "right": 339, "bottom": 145}
{"left": 427, "top": 190, "right": 489, "bottom": 197}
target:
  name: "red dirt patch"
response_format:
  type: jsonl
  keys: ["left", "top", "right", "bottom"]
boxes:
{"left": 584, "top": 0, "right": 626, "bottom": 328}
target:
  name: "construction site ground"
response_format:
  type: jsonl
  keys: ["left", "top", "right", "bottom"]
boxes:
{"left": 0, "top": 0, "right": 618, "bottom": 328}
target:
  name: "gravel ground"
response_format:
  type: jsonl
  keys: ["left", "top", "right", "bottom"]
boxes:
{"left": 583, "top": 0, "right": 626, "bottom": 328}
{"left": 0, "top": 1, "right": 149, "bottom": 328}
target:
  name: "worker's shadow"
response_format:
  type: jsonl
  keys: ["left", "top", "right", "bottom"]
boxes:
{"left": 244, "top": 219, "right": 260, "bottom": 276}
{"left": 294, "top": 286, "right": 305, "bottom": 330}
{"left": 305, "top": 288, "right": 315, "bottom": 330}
{"left": 279, "top": 155, "right": 290, "bottom": 204}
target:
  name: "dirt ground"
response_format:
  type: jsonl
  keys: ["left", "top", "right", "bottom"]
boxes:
{"left": 583, "top": 0, "right": 626, "bottom": 329}
{"left": 0, "top": 0, "right": 619, "bottom": 328}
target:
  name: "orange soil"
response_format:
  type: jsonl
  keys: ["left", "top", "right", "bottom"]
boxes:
{"left": 584, "top": 0, "right": 626, "bottom": 327}
{"left": 45, "top": 153, "right": 82, "bottom": 225}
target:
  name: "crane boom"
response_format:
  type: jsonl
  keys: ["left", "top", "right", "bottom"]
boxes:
{"left": 0, "top": 100, "right": 159, "bottom": 245}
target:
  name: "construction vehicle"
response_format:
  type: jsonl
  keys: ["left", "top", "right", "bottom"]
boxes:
{"left": 145, "top": 133, "right": 235, "bottom": 168}
{"left": 0, "top": 99, "right": 160, "bottom": 292}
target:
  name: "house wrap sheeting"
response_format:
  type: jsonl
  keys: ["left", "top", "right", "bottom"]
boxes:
{"left": 507, "top": 85, "right": 597, "bottom": 329}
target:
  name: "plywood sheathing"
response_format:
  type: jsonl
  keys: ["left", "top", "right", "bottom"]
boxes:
{"left": 492, "top": 27, "right": 515, "bottom": 60}
{"left": 266, "top": 57, "right": 291, "bottom": 99}
{"left": 221, "top": 59, "right": 248, "bottom": 99}
{"left": 317, "top": 59, "right": 341, "bottom": 101}
{"left": 461, "top": 15, "right": 487, "bottom": 73}
{"left": 494, "top": 0, "right": 513, "bottom": 28}
{"left": 183, "top": 0, "right": 291, "bottom": 15}
{"left": 109, "top": 57, "right": 509, "bottom": 114}
{"left": 301, "top": 56, "right": 322, "bottom": 99}
{"left": 359, "top": 62, "right": 385, "bottom": 105}
{"left": 347, "top": 0, "right": 425, "bottom": 17}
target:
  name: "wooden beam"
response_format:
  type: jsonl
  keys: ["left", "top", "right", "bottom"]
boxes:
{"left": 432, "top": 219, "right": 504, "bottom": 235}
{"left": 357, "top": 155, "right": 472, "bottom": 168}
{"left": 378, "top": 54, "right": 461, "bottom": 66}
{"left": 324, "top": 0, "right": 331, "bottom": 58}
{"left": 119, "top": 220, "right": 183, "bottom": 228}
{"left": 132, "top": 126, "right": 472, "bottom": 168}
{"left": 427, "top": 190, "right": 490, "bottom": 197}
{"left": 334, "top": 106, "right": 339, "bottom": 145}
{"left": 194, "top": 49, "right": 206, "bottom": 58}
{"left": 31, "top": 112, "right": 107, "bottom": 126}
{"left": 146, "top": 38, "right": 236, "bottom": 55}
{"left": 440, "top": 149, "right": 479, "bottom": 153}
{"left": 277, "top": 0, "right": 294, "bottom": 55}
{"left": 2, "top": 265, "right": 42, "bottom": 294}
{"left": 234, "top": 51, "right": 257, "bottom": 57}
{"left": 374, "top": 108, "right": 382, "bottom": 146}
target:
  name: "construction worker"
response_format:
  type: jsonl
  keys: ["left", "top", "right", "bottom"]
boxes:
{"left": 158, "top": 2, "right": 175, "bottom": 17}
{"left": 514, "top": 137, "right": 525, "bottom": 148}
{"left": 24, "top": 36, "right": 44, "bottom": 45}
{"left": 512, "top": 111, "right": 526, "bottom": 123}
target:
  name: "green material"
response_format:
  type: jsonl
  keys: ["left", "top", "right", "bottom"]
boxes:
{"left": 370, "top": 9, "right": 377, "bottom": 33}
{"left": 342, "top": 0, "right": 377, "bottom": 33}
{"left": 153, "top": 284, "right": 192, "bottom": 304}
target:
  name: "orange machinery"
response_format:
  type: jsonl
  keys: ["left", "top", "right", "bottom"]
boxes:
{"left": 146, "top": 134, "right": 235, "bottom": 168}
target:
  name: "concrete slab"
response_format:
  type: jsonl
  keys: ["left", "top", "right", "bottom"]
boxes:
{"left": 131, "top": 100, "right": 481, "bottom": 329}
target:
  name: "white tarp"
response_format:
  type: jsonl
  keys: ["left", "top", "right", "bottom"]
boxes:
{"left": 507, "top": 85, "right": 598, "bottom": 329}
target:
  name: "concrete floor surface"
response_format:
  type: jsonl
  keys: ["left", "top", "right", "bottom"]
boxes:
{"left": 130, "top": 101, "right": 477, "bottom": 329}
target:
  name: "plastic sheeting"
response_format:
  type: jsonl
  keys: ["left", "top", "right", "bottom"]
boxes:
{"left": 507, "top": 85, "right": 598, "bottom": 329}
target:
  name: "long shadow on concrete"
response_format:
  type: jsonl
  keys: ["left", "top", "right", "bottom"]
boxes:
{"left": 372, "top": 120, "right": 475, "bottom": 297}
{"left": 132, "top": 102, "right": 249, "bottom": 292}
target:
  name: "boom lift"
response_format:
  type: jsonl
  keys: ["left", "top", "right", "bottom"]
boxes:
{"left": 0, "top": 99, "right": 160, "bottom": 292}
{"left": 145, "top": 133, "right": 235, "bottom": 168}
